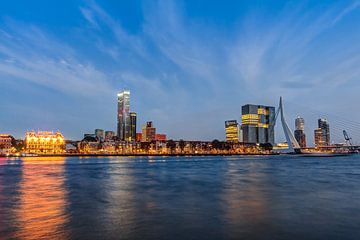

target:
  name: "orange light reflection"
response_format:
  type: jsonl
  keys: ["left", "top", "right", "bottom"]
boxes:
{"left": 15, "top": 157, "right": 69, "bottom": 239}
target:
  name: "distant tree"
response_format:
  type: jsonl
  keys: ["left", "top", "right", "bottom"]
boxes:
{"left": 10, "top": 136, "right": 16, "bottom": 146}
{"left": 223, "top": 142, "right": 232, "bottom": 151}
{"left": 212, "top": 139, "right": 221, "bottom": 150}
{"left": 259, "top": 143, "right": 273, "bottom": 151}
{"left": 13, "top": 139, "right": 24, "bottom": 152}
{"left": 141, "top": 142, "right": 151, "bottom": 152}
{"left": 83, "top": 136, "right": 97, "bottom": 142}
{"left": 190, "top": 142, "right": 197, "bottom": 152}
{"left": 166, "top": 140, "right": 176, "bottom": 153}
{"left": 179, "top": 139, "right": 185, "bottom": 153}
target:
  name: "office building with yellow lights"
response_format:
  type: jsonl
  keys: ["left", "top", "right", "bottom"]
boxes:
{"left": 25, "top": 131, "right": 65, "bottom": 154}
{"left": 241, "top": 104, "right": 275, "bottom": 145}
{"left": 225, "top": 120, "right": 240, "bottom": 143}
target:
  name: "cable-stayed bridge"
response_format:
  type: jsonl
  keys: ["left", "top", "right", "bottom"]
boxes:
{"left": 275, "top": 97, "right": 360, "bottom": 154}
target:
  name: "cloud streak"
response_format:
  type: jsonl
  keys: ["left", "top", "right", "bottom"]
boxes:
{"left": 0, "top": 21, "right": 113, "bottom": 97}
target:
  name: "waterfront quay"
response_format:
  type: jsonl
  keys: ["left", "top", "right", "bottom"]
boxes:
{"left": 4, "top": 140, "right": 272, "bottom": 157}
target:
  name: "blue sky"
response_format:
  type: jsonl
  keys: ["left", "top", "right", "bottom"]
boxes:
{"left": 0, "top": 0, "right": 359, "bottom": 143}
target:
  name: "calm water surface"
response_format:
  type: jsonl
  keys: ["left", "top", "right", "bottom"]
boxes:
{"left": 0, "top": 155, "right": 360, "bottom": 240}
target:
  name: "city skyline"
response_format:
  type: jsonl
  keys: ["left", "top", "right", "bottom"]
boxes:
{"left": 0, "top": 1, "right": 359, "bottom": 142}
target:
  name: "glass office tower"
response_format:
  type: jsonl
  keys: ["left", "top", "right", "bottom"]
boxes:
{"left": 241, "top": 104, "right": 275, "bottom": 145}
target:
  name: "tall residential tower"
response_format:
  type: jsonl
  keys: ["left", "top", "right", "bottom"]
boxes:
{"left": 130, "top": 112, "right": 137, "bottom": 142}
{"left": 117, "top": 90, "right": 131, "bottom": 141}
{"left": 294, "top": 116, "right": 306, "bottom": 148}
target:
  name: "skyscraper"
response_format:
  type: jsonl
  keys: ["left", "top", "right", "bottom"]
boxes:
{"left": 316, "top": 118, "right": 330, "bottom": 146}
{"left": 117, "top": 90, "right": 131, "bottom": 141}
{"left": 294, "top": 116, "right": 306, "bottom": 148}
{"left": 130, "top": 112, "right": 137, "bottom": 142}
{"left": 225, "top": 120, "right": 240, "bottom": 143}
{"left": 314, "top": 128, "right": 323, "bottom": 147}
{"left": 241, "top": 104, "right": 275, "bottom": 145}
{"left": 295, "top": 116, "right": 305, "bottom": 131}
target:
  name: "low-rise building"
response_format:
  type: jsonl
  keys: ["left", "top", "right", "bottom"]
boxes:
{"left": 25, "top": 131, "right": 65, "bottom": 154}
{"left": 142, "top": 121, "right": 156, "bottom": 142}
{"left": 0, "top": 134, "right": 12, "bottom": 154}
{"left": 95, "top": 129, "right": 105, "bottom": 141}
{"left": 105, "top": 131, "right": 115, "bottom": 142}
{"left": 136, "top": 133, "right": 142, "bottom": 142}
{"left": 155, "top": 134, "right": 167, "bottom": 141}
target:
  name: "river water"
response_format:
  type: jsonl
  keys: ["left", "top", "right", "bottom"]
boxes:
{"left": 0, "top": 155, "right": 360, "bottom": 240}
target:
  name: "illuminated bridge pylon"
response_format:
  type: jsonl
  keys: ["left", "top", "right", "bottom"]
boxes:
{"left": 274, "top": 97, "right": 301, "bottom": 153}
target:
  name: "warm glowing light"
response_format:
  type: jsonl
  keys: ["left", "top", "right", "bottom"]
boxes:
{"left": 242, "top": 114, "right": 259, "bottom": 125}
{"left": 25, "top": 131, "right": 65, "bottom": 154}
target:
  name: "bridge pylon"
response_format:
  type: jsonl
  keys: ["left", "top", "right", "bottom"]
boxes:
{"left": 274, "top": 97, "right": 301, "bottom": 153}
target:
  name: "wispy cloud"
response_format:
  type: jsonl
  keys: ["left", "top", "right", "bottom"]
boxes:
{"left": 0, "top": 21, "right": 112, "bottom": 97}
{"left": 332, "top": 0, "right": 360, "bottom": 25}
{"left": 229, "top": 1, "right": 360, "bottom": 100}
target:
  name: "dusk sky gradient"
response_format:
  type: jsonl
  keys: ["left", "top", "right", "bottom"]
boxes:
{"left": 0, "top": 0, "right": 360, "bottom": 144}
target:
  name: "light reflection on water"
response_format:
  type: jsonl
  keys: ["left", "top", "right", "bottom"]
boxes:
{"left": 222, "top": 161, "right": 269, "bottom": 235}
{"left": 0, "top": 155, "right": 360, "bottom": 239}
{"left": 15, "top": 157, "right": 68, "bottom": 240}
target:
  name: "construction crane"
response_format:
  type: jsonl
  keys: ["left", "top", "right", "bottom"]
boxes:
{"left": 343, "top": 130, "right": 353, "bottom": 147}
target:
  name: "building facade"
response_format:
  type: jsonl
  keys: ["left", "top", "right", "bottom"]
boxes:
{"left": 0, "top": 134, "right": 12, "bottom": 154}
{"left": 136, "top": 133, "right": 142, "bottom": 142}
{"left": 25, "top": 131, "right": 65, "bottom": 154}
{"left": 241, "top": 104, "right": 275, "bottom": 145}
{"left": 314, "top": 128, "right": 323, "bottom": 147}
{"left": 294, "top": 116, "right": 306, "bottom": 148}
{"left": 130, "top": 112, "right": 137, "bottom": 142}
{"left": 225, "top": 120, "right": 240, "bottom": 143}
{"left": 314, "top": 118, "right": 330, "bottom": 147}
{"left": 142, "top": 121, "right": 156, "bottom": 142}
{"left": 155, "top": 134, "right": 167, "bottom": 141}
{"left": 95, "top": 129, "right": 105, "bottom": 141}
{"left": 294, "top": 130, "right": 306, "bottom": 148}
{"left": 295, "top": 116, "right": 305, "bottom": 131}
{"left": 117, "top": 90, "right": 131, "bottom": 141}
{"left": 318, "top": 118, "right": 330, "bottom": 146}
{"left": 105, "top": 131, "right": 115, "bottom": 142}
